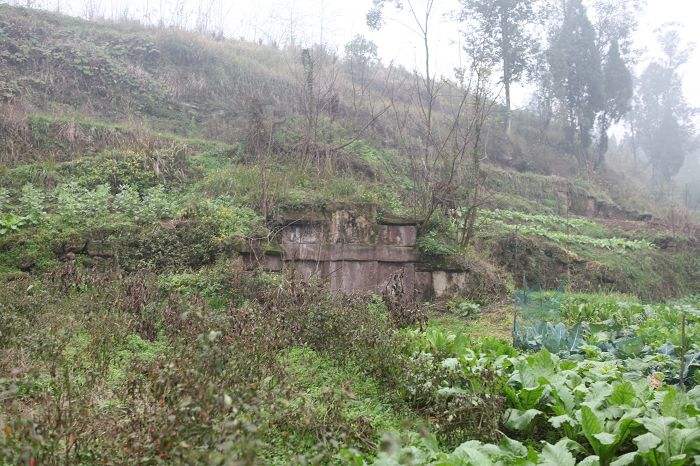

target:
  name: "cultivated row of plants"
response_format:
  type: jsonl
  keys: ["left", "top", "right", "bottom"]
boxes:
{"left": 513, "top": 291, "right": 700, "bottom": 386}
{"left": 482, "top": 209, "right": 606, "bottom": 235}
{"left": 481, "top": 217, "right": 653, "bottom": 251}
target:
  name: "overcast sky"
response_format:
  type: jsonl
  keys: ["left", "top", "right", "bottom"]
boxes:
{"left": 5, "top": 0, "right": 699, "bottom": 109}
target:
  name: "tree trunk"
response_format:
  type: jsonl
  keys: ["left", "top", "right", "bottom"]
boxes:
{"left": 504, "top": 76, "right": 511, "bottom": 134}
{"left": 595, "top": 113, "right": 609, "bottom": 170}
{"left": 500, "top": 7, "right": 511, "bottom": 135}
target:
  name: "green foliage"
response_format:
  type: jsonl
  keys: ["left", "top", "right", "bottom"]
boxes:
{"left": 417, "top": 231, "right": 458, "bottom": 258}
{"left": 18, "top": 184, "right": 46, "bottom": 223}
{"left": 514, "top": 291, "right": 699, "bottom": 384}
{"left": 482, "top": 209, "right": 606, "bottom": 236}
{"left": 270, "top": 346, "right": 408, "bottom": 455}
{"left": 446, "top": 298, "right": 482, "bottom": 319}
{"left": 364, "top": 344, "right": 700, "bottom": 465}
{"left": 203, "top": 198, "right": 265, "bottom": 240}
{"left": 61, "top": 148, "right": 193, "bottom": 190}
{"left": 558, "top": 293, "right": 643, "bottom": 326}
{"left": 481, "top": 211, "right": 653, "bottom": 251}
{"left": 513, "top": 320, "right": 585, "bottom": 354}
{"left": 114, "top": 220, "right": 223, "bottom": 270}
{"left": 157, "top": 261, "right": 238, "bottom": 309}
{"left": 0, "top": 213, "right": 26, "bottom": 236}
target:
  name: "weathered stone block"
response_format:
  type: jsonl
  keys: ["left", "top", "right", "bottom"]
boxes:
{"left": 378, "top": 224, "right": 417, "bottom": 246}
{"left": 292, "top": 260, "right": 327, "bottom": 282}
{"left": 377, "top": 262, "right": 414, "bottom": 293}
{"left": 375, "top": 245, "right": 418, "bottom": 263}
{"left": 282, "top": 224, "right": 325, "bottom": 244}
{"left": 329, "top": 244, "right": 377, "bottom": 261}
{"left": 330, "top": 210, "right": 375, "bottom": 244}
{"left": 415, "top": 271, "right": 433, "bottom": 299}
{"left": 432, "top": 271, "right": 468, "bottom": 298}
{"left": 328, "top": 260, "right": 378, "bottom": 293}
{"left": 281, "top": 242, "right": 326, "bottom": 261}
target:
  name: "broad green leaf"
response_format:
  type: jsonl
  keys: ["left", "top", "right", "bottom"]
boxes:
{"left": 504, "top": 408, "right": 542, "bottom": 431}
{"left": 593, "top": 432, "right": 616, "bottom": 445}
{"left": 669, "top": 428, "right": 700, "bottom": 456}
{"left": 608, "top": 381, "right": 636, "bottom": 406}
{"left": 577, "top": 455, "right": 600, "bottom": 466}
{"left": 609, "top": 451, "right": 637, "bottom": 466}
{"left": 549, "top": 414, "right": 575, "bottom": 429}
{"left": 519, "top": 385, "right": 545, "bottom": 409}
{"left": 499, "top": 437, "right": 528, "bottom": 457}
{"left": 667, "top": 454, "right": 688, "bottom": 466}
{"left": 552, "top": 385, "right": 576, "bottom": 413}
{"left": 584, "top": 381, "right": 613, "bottom": 410}
{"left": 450, "top": 440, "right": 493, "bottom": 466}
{"left": 639, "top": 416, "right": 676, "bottom": 438}
{"left": 580, "top": 406, "right": 603, "bottom": 436}
{"left": 538, "top": 439, "right": 575, "bottom": 466}
{"left": 580, "top": 406, "right": 604, "bottom": 455}
{"left": 633, "top": 432, "right": 661, "bottom": 453}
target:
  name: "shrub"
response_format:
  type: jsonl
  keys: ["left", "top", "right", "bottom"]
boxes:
{"left": 417, "top": 231, "right": 458, "bottom": 258}
{"left": 402, "top": 328, "right": 508, "bottom": 446}
{"left": 113, "top": 220, "right": 223, "bottom": 271}
{"left": 60, "top": 148, "right": 194, "bottom": 191}
{"left": 446, "top": 298, "right": 482, "bottom": 318}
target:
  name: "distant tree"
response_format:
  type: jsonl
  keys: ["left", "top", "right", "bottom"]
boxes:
{"left": 633, "top": 27, "right": 696, "bottom": 187}
{"left": 591, "top": 0, "right": 644, "bottom": 58}
{"left": 591, "top": 0, "right": 642, "bottom": 168}
{"left": 595, "top": 39, "right": 633, "bottom": 167}
{"left": 458, "top": 0, "right": 540, "bottom": 133}
{"left": 343, "top": 35, "right": 380, "bottom": 114}
{"left": 344, "top": 34, "right": 379, "bottom": 69}
{"left": 547, "top": 0, "right": 603, "bottom": 168}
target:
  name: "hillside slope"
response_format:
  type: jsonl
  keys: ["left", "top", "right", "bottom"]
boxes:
{"left": 0, "top": 3, "right": 697, "bottom": 300}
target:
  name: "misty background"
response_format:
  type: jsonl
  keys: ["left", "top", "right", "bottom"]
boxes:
{"left": 2, "top": 0, "right": 698, "bottom": 109}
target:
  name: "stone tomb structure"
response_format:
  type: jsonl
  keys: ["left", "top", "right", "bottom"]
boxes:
{"left": 245, "top": 207, "right": 470, "bottom": 298}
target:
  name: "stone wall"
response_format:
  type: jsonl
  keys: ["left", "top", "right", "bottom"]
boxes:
{"left": 244, "top": 208, "right": 470, "bottom": 298}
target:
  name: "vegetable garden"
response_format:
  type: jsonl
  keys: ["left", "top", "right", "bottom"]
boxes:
{"left": 363, "top": 292, "right": 700, "bottom": 465}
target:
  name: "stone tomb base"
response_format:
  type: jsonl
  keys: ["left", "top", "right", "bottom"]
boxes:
{"left": 243, "top": 208, "right": 470, "bottom": 298}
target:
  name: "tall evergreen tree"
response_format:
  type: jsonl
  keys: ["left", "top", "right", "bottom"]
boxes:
{"left": 590, "top": 0, "right": 642, "bottom": 168}
{"left": 547, "top": 0, "right": 603, "bottom": 167}
{"left": 459, "top": 0, "right": 540, "bottom": 133}
{"left": 596, "top": 39, "right": 633, "bottom": 167}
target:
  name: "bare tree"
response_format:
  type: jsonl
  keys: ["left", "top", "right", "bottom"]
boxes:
{"left": 368, "top": 0, "right": 498, "bottom": 238}
{"left": 288, "top": 46, "right": 342, "bottom": 174}
{"left": 82, "top": 0, "right": 104, "bottom": 21}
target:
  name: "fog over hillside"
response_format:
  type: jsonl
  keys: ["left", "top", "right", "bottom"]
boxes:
{"left": 3, "top": 1, "right": 699, "bottom": 107}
